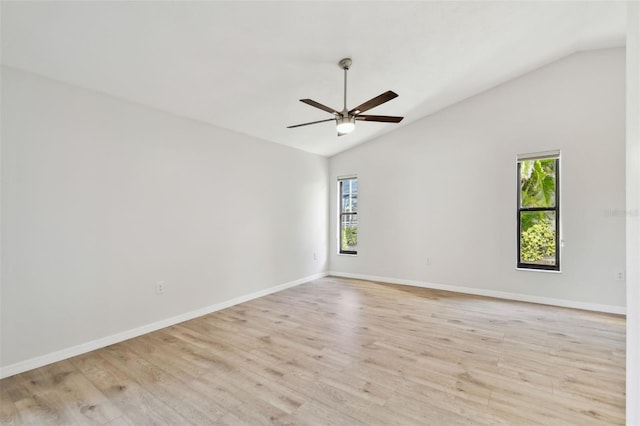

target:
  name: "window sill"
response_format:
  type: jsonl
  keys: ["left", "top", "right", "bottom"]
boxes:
{"left": 338, "top": 253, "right": 358, "bottom": 257}
{"left": 516, "top": 268, "right": 561, "bottom": 274}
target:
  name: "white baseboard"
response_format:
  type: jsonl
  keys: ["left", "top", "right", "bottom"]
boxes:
{"left": 0, "top": 272, "right": 328, "bottom": 379}
{"left": 328, "top": 271, "right": 626, "bottom": 315}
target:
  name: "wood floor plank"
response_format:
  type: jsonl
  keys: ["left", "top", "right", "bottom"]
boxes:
{"left": 3, "top": 369, "right": 80, "bottom": 425}
{"left": 25, "top": 360, "right": 122, "bottom": 425}
{"left": 96, "top": 343, "right": 220, "bottom": 424}
{"left": 71, "top": 351, "right": 192, "bottom": 425}
{"left": 0, "top": 386, "right": 19, "bottom": 425}
{"left": 0, "top": 276, "right": 626, "bottom": 425}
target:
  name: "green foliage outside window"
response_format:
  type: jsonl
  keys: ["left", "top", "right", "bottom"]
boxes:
{"left": 520, "top": 159, "right": 556, "bottom": 209}
{"left": 520, "top": 219, "right": 556, "bottom": 261}
{"left": 342, "top": 226, "right": 358, "bottom": 250}
{"left": 519, "top": 159, "right": 557, "bottom": 264}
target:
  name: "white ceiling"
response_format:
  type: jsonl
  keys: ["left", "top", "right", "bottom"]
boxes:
{"left": 1, "top": 1, "right": 626, "bottom": 157}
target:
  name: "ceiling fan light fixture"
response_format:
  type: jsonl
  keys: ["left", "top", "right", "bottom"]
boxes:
{"left": 336, "top": 116, "right": 355, "bottom": 134}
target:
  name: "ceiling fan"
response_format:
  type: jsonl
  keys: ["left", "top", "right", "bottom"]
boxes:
{"left": 287, "top": 58, "right": 404, "bottom": 136}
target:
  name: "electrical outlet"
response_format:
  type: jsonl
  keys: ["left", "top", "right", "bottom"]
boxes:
{"left": 615, "top": 270, "right": 625, "bottom": 281}
{"left": 155, "top": 281, "right": 165, "bottom": 295}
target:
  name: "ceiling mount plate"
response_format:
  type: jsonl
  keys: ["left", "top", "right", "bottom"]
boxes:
{"left": 339, "top": 58, "right": 352, "bottom": 70}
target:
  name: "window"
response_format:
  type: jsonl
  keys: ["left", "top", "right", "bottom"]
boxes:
{"left": 517, "top": 152, "right": 560, "bottom": 270}
{"left": 339, "top": 177, "right": 358, "bottom": 254}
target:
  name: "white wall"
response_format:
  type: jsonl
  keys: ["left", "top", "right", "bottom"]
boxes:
{"left": 626, "top": 2, "right": 640, "bottom": 423}
{"left": 0, "top": 67, "right": 328, "bottom": 372}
{"left": 329, "top": 48, "right": 626, "bottom": 312}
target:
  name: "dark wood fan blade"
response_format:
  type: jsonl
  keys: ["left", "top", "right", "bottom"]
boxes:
{"left": 287, "top": 118, "right": 336, "bottom": 129}
{"left": 349, "top": 91, "right": 398, "bottom": 115}
{"left": 355, "top": 115, "right": 404, "bottom": 123}
{"left": 300, "top": 99, "right": 341, "bottom": 116}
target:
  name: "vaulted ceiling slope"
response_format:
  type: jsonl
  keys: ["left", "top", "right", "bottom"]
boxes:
{"left": 1, "top": 1, "right": 626, "bottom": 157}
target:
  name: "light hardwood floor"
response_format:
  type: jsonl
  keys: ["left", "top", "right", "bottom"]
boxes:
{"left": 0, "top": 276, "right": 626, "bottom": 425}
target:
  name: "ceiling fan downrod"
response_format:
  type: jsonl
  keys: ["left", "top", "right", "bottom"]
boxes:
{"left": 339, "top": 57, "right": 352, "bottom": 113}
{"left": 337, "top": 58, "right": 355, "bottom": 134}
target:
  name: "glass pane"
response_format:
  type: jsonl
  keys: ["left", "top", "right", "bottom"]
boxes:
{"left": 520, "top": 211, "right": 556, "bottom": 266}
{"left": 519, "top": 159, "right": 556, "bottom": 208}
{"left": 340, "top": 214, "right": 358, "bottom": 252}
{"left": 341, "top": 179, "right": 358, "bottom": 213}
